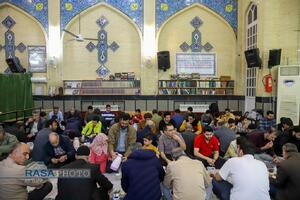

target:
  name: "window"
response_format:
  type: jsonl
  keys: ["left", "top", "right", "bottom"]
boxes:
{"left": 246, "top": 4, "right": 258, "bottom": 97}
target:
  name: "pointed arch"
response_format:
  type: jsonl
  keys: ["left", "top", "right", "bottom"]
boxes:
{"left": 62, "top": 2, "right": 142, "bottom": 42}
{"left": 157, "top": 3, "right": 236, "bottom": 38}
{"left": 0, "top": 2, "right": 47, "bottom": 39}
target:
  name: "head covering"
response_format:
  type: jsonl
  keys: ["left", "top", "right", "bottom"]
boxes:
{"left": 90, "top": 133, "right": 108, "bottom": 155}
{"left": 77, "top": 146, "right": 90, "bottom": 156}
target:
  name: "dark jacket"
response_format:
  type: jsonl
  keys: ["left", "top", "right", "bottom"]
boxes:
{"left": 270, "top": 152, "right": 300, "bottom": 200}
{"left": 55, "top": 159, "right": 113, "bottom": 200}
{"left": 44, "top": 135, "right": 75, "bottom": 165}
{"left": 136, "top": 125, "right": 158, "bottom": 146}
{"left": 121, "top": 149, "right": 165, "bottom": 200}
{"left": 32, "top": 128, "right": 52, "bottom": 162}
{"left": 65, "top": 117, "right": 82, "bottom": 137}
{"left": 25, "top": 120, "right": 44, "bottom": 134}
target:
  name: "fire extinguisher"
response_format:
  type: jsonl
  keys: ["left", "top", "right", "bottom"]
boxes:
{"left": 263, "top": 74, "right": 272, "bottom": 93}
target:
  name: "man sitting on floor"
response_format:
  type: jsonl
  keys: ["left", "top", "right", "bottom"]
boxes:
{"left": 121, "top": 143, "right": 165, "bottom": 200}
{"left": 56, "top": 145, "right": 113, "bottom": 200}
{"left": 0, "top": 143, "right": 52, "bottom": 200}
{"left": 194, "top": 126, "right": 224, "bottom": 169}
{"left": 0, "top": 125, "right": 18, "bottom": 161}
{"left": 213, "top": 137, "right": 270, "bottom": 200}
{"left": 270, "top": 143, "right": 300, "bottom": 200}
{"left": 163, "top": 148, "right": 211, "bottom": 200}
{"left": 44, "top": 132, "right": 75, "bottom": 168}
{"left": 158, "top": 123, "right": 186, "bottom": 165}
{"left": 247, "top": 127, "right": 277, "bottom": 162}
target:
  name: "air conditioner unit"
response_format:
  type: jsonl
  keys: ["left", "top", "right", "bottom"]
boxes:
{"left": 31, "top": 77, "right": 47, "bottom": 83}
{"left": 277, "top": 65, "right": 300, "bottom": 125}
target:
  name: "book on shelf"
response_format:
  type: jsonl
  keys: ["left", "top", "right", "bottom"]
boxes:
{"left": 121, "top": 73, "right": 128, "bottom": 80}
{"left": 115, "top": 73, "right": 122, "bottom": 80}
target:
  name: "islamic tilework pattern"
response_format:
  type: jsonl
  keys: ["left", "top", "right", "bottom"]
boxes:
{"left": 1, "top": 16, "right": 27, "bottom": 59}
{"left": 86, "top": 16, "right": 120, "bottom": 78}
{"left": 60, "top": 0, "right": 143, "bottom": 32}
{"left": 0, "top": 0, "right": 48, "bottom": 32}
{"left": 156, "top": 0, "right": 237, "bottom": 33}
{"left": 180, "top": 17, "right": 213, "bottom": 52}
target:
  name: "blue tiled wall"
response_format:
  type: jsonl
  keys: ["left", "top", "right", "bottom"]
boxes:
{"left": 0, "top": 0, "right": 48, "bottom": 32}
{"left": 60, "top": 0, "right": 144, "bottom": 32}
{"left": 156, "top": 0, "right": 237, "bottom": 33}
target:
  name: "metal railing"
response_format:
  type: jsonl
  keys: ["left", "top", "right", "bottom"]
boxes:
{"left": 0, "top": 107, "right": 42, "bottom": 123}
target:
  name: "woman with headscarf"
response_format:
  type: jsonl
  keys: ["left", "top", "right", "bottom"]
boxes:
{"left": 89, "top": 133, "right": 109, "bottom": 173}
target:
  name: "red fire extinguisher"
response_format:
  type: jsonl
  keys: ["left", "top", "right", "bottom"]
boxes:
{"left": 263, "top": 74, "right": 272, "bottom": 93}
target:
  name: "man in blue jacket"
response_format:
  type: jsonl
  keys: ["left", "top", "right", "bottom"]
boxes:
{"left": 121, "top": 143, "right": 165, "bottom": 200}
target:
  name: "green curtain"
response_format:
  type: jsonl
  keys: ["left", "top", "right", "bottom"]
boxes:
{"left": 0, "top": 73, "right": 34, "bottom": 122}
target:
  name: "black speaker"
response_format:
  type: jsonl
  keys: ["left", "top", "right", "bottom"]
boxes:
{"left": 268, "top": 49, "right": 281, "bottom": 68}
{"left": 157, "top": 51, "right": 170, "bottom": 71}
{"left": 244, "top": 48, "right": 262, "bottom": 68}
{"left": 6, "top": 57, "right": 26, "bottom": 73}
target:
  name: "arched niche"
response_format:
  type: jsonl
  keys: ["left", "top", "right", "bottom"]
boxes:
{"left": 62, "top": 3, "right": 142, "bottom": 80}
{"left": 157, "top": 4, "right": 237, "bottom": 80}
{"left": 0, "top": 3, "right": 47, "bottom": 72}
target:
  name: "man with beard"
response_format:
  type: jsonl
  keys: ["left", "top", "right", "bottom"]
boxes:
{"left": 194, "top": 126, "right": 224, "bottom": 169}
{"left": 108, "top": 113, "right": 137, "bottom": 159}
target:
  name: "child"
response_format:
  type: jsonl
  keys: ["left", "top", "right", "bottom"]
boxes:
{"left": 143, "top": 133, "right": 159, "bottom": 158}
{"left": 89, "top": 133, "right": 108, "bottom": 173}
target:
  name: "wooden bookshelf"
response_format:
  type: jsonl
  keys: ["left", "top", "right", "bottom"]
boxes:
{"left": 158, "top": 79, "right": 234, "bottom": 95}
{"left": 64, "top": 80, "right": 141, "bottom": 95}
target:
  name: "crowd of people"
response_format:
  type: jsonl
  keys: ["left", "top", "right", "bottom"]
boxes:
{"left": 0, "top": 104, "right": 300, "bottom": 200}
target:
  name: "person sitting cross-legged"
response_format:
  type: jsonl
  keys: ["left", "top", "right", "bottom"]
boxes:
{"left": 194, "top": 126, "right": 225, "bottom": 169}
{"left": 56, "top": 145, "right": 113, "bottom": 200}
{"left": 0, "top": 125, "right": 18, "bottom": 161}
{"left": 270, "top": 143, "right": 300, "bottom": 200}
{"left": 44, "top": 132, "right": 75, "bottom": 168}
{"left": 121, "top": 143, "right": 165, "bottom": 200}
{"left": 0, "top": 143, "right": 52, "bottom": 200}
{"left": 81, "top": 115, "right": 102, "bottom": 143}
{"left": 213, "top": 137, "right": 270, "bottom": 200}
{"left": 143, "top": 133, "right": 159, "bottom": 158}
{"left": 163, "top": 148, "right": 212, "bottom": 200}
{"left": 158, "top": 123, "right": 186, "bottom": 166}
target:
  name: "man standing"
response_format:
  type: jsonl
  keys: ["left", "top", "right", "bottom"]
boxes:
{"left": 213, "top": 137, "right": 270, "bottom": 200}
{"left": 0, "top": 126, "right": 18, "bottom": 160}
{"left": 0, "top": 143, "right": 52, "bottom": 200}
{"left": 108, "top": 113, "right": 136, "bottom": 159}
{"left": 56, "top": 145, "right": 113, "bottom": 200}
{"left": 158, "top": 123, "right": 186, "bottom": 165}
{"left": 163, "top": 148, "right": 211, "bottom": 200}
{"left": 121, "top": 143, "right": 165, "bottom": 200}
{"left": 270, "top": 143, "right": 300, "bottom": 200}
{"left": 194, "top": 126, "right": 223, "bottom": 168}
{"left": 258, "top": 111, "right": 276, "bottom": 131}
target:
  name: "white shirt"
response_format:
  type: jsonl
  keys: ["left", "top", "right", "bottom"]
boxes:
{"left": 219, "top": 155, "right": 270, "bottom": 200}
{"left": 30, "top": 121, "right": 38, "bottom": 135}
